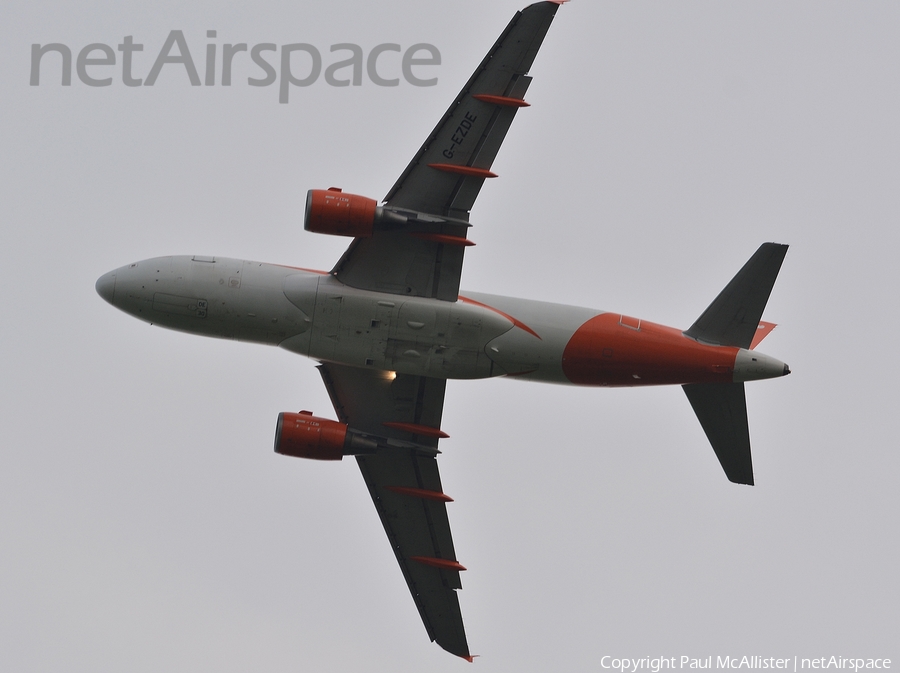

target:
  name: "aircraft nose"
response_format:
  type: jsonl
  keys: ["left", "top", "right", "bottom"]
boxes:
{"left": 95, "top": 271, "right": 116, "bottom": 305}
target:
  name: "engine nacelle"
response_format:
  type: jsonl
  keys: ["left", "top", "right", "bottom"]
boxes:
{"left": 304, "top": 188, "right": 377, "bottom": 238}
{"left": 274, "top": 411, "right": 378, "bottom": 460}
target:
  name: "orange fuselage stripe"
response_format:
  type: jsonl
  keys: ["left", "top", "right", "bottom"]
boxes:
{"left": 562, "top": 313, "right": 738, "bottom": 386}
{"left": 457, "top": 295, "right": 542, "bottom": 340}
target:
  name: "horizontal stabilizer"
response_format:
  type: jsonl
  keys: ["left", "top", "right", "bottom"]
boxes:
{"left": 683, "top": 382, "right": 753, "bottom": 485}
{"left": 685, "top": 243, "right": 788, "bottom": 349}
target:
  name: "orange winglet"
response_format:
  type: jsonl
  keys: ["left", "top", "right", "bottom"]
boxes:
{"left": 411, "top": 556, "right": 467, "bottom": 572}
{"left": 383, "top": 421, "right": 449, "bottom": 438}
{"left": 428, "top": 163, "right": 498, "bottom": 179}
{"left": 459, "top": 655, "right": 479, "bottom": 663}
{"left": 410, "top": 233, "right": 475, "bottom": 247}
{"left": 386, "top": 486, "right": 454, "bottom": 502}
{"left": 472, "top": 93, "right": 530, "bottom": 108}
{"left": 750, "top": 321, "right": 777, "bottom": 350}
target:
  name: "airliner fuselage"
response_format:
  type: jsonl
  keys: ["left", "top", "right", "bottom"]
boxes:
{"left": 96, "top": 255, "right": 787, "bottom": 387}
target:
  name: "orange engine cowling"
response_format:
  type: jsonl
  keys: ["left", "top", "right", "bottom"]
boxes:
{"left": 275, "top": 411, "right": 349, "bottom": 460}
{"left": 304, "top": 188, "right": 377, "bottom": 238}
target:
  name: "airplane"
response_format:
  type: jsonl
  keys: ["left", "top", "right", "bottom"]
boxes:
{"left": 95, "top": 1, "right": 790, "bottom": 661}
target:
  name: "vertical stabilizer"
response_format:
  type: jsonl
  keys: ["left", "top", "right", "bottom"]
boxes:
{"left": 685, "top": 243, "right": 788, "bottom": 349}
{"left": 683, "top": 382, "right": 753, "bottom": 485}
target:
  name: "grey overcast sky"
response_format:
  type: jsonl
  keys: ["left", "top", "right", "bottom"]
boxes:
{"left": 2, "top": 1, "right": 898, "bottom": 671}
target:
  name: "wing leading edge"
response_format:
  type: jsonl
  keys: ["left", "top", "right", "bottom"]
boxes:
{"left": 332, "top": 1, "right": 562, "bottom": 301}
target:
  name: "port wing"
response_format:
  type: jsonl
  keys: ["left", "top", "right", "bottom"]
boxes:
{"left": 318, "top": 363, "right": 471, "bottom": 660}
{"left": 332, "top": 1, "right": 562, "bottom": 301}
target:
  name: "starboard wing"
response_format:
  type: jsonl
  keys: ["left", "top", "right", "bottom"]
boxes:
{"left": 317, "top": 362, "right": 471, "bottom": 660}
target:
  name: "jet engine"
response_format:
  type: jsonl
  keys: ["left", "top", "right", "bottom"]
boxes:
{"left": 274, "top": 411, "right": 378, "bottom": 460}
{"left": 304, "top": 188, "right": 378, "bottom": 238}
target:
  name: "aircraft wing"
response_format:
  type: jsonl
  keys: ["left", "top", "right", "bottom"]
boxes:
{"left": 332, "top": 1, "right": 562, "bottom": 302}
{"left": 317, "top": 362, "right": 471, "bottom": 660}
